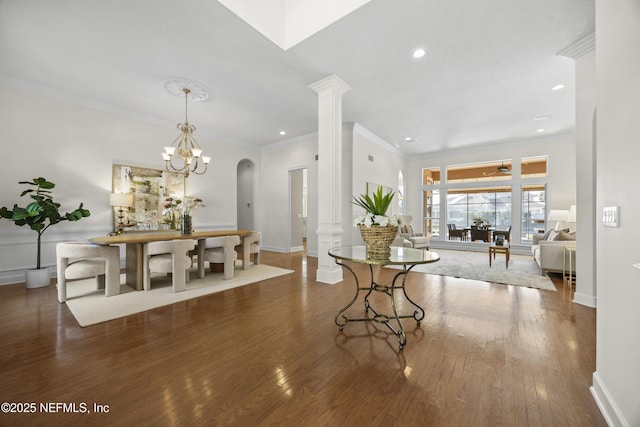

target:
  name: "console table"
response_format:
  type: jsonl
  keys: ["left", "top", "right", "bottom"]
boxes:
{"left": 328, "top": 245, "right": 439, "bottom": 350}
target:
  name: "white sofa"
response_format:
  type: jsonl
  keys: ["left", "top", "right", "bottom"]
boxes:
{"left": 531, "top": 231, "right": 576, "bottom": 276}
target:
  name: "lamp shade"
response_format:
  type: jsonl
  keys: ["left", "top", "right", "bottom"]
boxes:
{"left": 567, "top": 205, "right": 577, "bottom": 222}
{"left": 110, "top": 193, "right": 133, "bottom": 207}
{"left": 547, "top": 209, "right": 569, "bottom": 231}
{"left": 547, "top": 209, "right": 569, "bottom": 222}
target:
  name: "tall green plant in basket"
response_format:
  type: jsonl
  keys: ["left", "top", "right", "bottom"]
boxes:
{"left": 352, "top": 186, "right": 397, "bottom": 227}
{"left": 0, "top": 177, "right": 91, "bottom": 270}
{"left": 352, "top": 186, "right": 398, "bottom": 259}
{"left": 352, "top": 186, "right": 394, "bottom": 217}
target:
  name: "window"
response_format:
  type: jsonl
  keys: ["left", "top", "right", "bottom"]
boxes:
{"left": 447, "top": 161, "right": 512, "bottom": 183}
{"left": 521, "top": 156, "right": 547, "bottom": 178}
{"left": 447, "top": 187, "right": 512, "bottom": 229}
{"left": 421, "top": 157, "right": 549, "bottom": 245}
{"left": 423, "top": 167, "right": 439, "bottom": 185}
{"left": 423, "top": 188, "right": 439, "bottom": 237}
{"left": 521, "top": 185, "right": 546, "bottom": 242}
{"left": 398, "top": 170, "right": 404, "bottom": 214}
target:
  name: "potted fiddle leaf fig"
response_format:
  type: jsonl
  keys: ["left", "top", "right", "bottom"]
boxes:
{"left": 0, "top": 177, "right": 90, "bottom": 288}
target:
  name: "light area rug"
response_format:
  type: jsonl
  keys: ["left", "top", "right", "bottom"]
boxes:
{"left": 387, "top": 249, "right": 555, "bottom": 291}
{"left": 64, "top": 263, "right": 294, "bottom": 327}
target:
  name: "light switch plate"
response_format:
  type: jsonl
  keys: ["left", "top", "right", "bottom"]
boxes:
{"left": 603, "top": 206, "right": 619, "bottom": 227}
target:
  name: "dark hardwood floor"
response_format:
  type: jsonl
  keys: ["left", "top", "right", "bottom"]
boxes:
{"left": 0, "top": 250, "right": 605, "bottom": 426}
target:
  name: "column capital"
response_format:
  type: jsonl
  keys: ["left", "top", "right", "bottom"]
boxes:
{"left": 308, "top": 74, "right": 351, "bottom": 95}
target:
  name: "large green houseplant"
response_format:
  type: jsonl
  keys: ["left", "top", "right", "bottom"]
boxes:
{"left": 352, "top": 185, "right": 398, "bottom": 259}
{"left": 0, "top": 177, "right": 90, "bottom": 288}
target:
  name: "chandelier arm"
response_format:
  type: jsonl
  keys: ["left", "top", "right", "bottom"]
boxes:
{"left": 190, "top": 163, "right": 208, "bottom": 175}
{"left": 165, "top": 155, "right": 185, "bottom": 173}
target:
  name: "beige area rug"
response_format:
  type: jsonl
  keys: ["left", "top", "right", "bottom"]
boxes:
{"left": 387, "top": 249, "right": 555, "bottom": 291}
{"left": 63, "top": 262, "right": 294, "bottom": 327}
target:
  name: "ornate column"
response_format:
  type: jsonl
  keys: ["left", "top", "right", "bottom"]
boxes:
{"left": 308, "top": 75, "right": 351, "bottom": 284}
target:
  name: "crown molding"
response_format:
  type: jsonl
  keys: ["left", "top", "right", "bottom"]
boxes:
{"left": 308, "top": 74, "right": 351, "bottom": 95}
{"left": 352, "top": 123, "right": 404, "bottom": 157}
{"left": 557, "top": 32, "right": 595, "bottom": 59}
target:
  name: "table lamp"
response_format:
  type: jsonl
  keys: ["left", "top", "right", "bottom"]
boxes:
{"left": 110, "top": 193, "right": 134, "bottom": 233}
{"left": 547, "top": 209, "right": 569, "bottom": 231}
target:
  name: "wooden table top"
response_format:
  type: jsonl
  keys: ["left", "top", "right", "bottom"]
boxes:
{"left": 89, "top": 229, "right": 253, "bottom": 245}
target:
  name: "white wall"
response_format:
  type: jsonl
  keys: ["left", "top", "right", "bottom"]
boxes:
{"left": 591, "top": 1, "right": 640, "bottom": 426}
{"left": 0, "top": 83, "right": 260, "bottom": 284}
{"left": 260, "top": 123, "right": 404, "bottom": 254}
{"left": 261, "top": 133, "right": 318, "bottom": 255}
{"left": 574, "top": 49, "right": 597, "bottom": 308}
{"left": 349, "top": 124, "right": 406, "bottom": 245}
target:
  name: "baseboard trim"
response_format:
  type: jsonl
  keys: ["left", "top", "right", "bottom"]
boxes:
{"left": 573, "top": 291, "right": 597, "bottom": 308}
{"left": 591, "top": 371, "right": 629, "bottom": 427}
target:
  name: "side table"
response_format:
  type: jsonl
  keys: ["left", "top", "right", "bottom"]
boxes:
{"left": 563, "top": 245, "right": 576, "bottom": 291}
{"left": 489, "top": 243, "right": 510, "bottom": 268}
{"left": 328, "top": 246, "right": 439, "bottom": 350}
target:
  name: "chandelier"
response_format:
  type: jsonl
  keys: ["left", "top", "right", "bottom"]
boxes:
{"left": 161, "top": 87, "right": 211, "bottom": 176}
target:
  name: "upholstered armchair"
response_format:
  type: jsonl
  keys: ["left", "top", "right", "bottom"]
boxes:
{"left": 200, "top": 235, "right": 240, "bottom": 279}
{"left": 236, "top": 231, "right": 261, "bottom": 270}
{"left": 397, "top": 215, "right": 430, "bottom": 249}
{"left": 143, "top": 239, "right": 197, "bottom": 292}
{"left": 56, "top": 242, "right": 121, "bottom": 303}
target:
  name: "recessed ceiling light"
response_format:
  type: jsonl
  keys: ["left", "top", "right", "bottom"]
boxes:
{"left": 537, "top": 128, "right": 545, "bottom": 132}
{"left": 412, "top": 48, "right": 426, "bottom": 59}
{"left": 404, "top": 137, "right": 416, "bottom": 142}
{"left": 552, "top": 84, "right": 565, "bottom": 91}
{"left": 279, "top": 130, "right": 286, "bottom": 135}
{"left": 534, "top": 115, "right": 552, "bottom": 121}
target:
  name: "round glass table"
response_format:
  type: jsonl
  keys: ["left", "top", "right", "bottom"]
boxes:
{"left": 328, "top": 245, "right": 440, "bottom": 350}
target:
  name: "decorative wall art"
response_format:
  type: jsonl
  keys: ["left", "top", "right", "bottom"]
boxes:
{"left": 112, "top": 164, "right": 185, "bottom": 232}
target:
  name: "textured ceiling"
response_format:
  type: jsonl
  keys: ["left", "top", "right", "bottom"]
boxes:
{"left": 0, "top": 0, "right": 595, "bottom": 155}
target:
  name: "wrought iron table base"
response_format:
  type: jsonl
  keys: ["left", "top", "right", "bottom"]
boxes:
{"left": 334, "top": 261, "right": 425, "bottom": 350}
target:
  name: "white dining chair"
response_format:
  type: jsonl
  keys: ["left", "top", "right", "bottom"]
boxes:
{"left": 56, "top": 242, "right": 121, "bottom": 303}
{"left": 239, "top": 231, "right": 261, "bottom": 270}
{"left": 143, "top": 239, "right": 196, "bottom": 292}
{"left": 200, "top": 235, "right": 240, "bottom": 279}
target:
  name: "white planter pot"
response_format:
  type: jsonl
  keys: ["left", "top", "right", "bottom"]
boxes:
{"left": 25, "top": 268, "right": 52, "bottom": 289}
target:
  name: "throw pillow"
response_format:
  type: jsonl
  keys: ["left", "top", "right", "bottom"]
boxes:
{"left": 557, "top": 230, "right": 576, "bottom": 241}
{"left": 547, "top": 230, "right": 560, "bottom": 241}
{"left": 546, "top": 228, "right": 569, "bottom": 241}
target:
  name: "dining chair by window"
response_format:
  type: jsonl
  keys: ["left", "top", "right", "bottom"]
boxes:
{"left": 447, "top": 224, "right": 467, "bottom": 241}
{"left": 493, "top": 226, "right": 511, "bottom": 243}
{"left": 470, "top": 226, "right": 491, "bottom": 242}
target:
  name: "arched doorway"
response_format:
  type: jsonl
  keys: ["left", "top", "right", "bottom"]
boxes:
{"left": 237, "top": 159, "right": 254, "bottom": 230}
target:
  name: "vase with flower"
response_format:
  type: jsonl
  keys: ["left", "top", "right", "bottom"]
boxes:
{"left": 353, "top": 186, "right": 398, "bottom": 259}
{"left": 179, "top": 196, "right": 205, "bottom": 235}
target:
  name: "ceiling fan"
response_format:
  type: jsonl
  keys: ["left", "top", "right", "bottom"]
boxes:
{"left": 484, "top": 162, "right": 511, "bottom": 176}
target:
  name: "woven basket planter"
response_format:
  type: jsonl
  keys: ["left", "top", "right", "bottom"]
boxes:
{"left": 359, "top": 224, "right": 398, "bottom": 260}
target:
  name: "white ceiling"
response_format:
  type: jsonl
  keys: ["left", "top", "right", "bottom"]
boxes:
{"left": 0, "top": 0, "right": 595, "bottom": 155}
